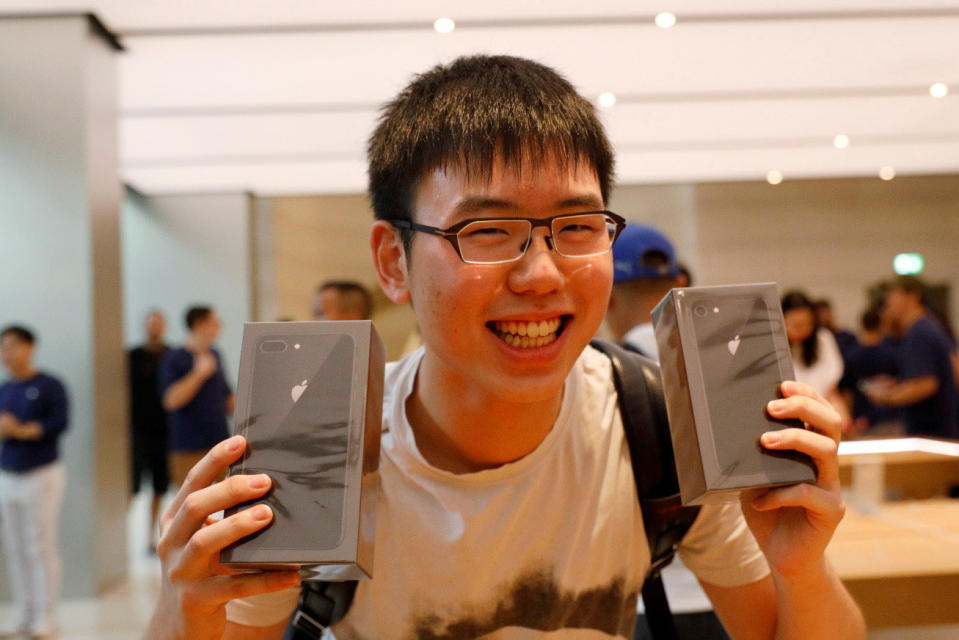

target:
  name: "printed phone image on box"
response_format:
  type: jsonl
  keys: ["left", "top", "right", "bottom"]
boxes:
{"left": 652, "top": 284, "right": 816, "bottom": 505}
{"left": 220, "top": 321, "right": 384, "bottom": 580}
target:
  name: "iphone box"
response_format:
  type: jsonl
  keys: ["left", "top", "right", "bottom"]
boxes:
{"left": 652, "top": 283, "right": 816, "bottom": 505}
{"left": 220, "top": 321, "right": 384, "bottom": 580}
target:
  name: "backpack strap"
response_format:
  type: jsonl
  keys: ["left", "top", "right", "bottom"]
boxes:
{"left": 281, "top": 580, "right": 357, "bottom": 640}
{"left": 589, "top": 339, "right": 702, "bottom": 640}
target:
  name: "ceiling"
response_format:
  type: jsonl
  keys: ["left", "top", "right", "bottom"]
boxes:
{"left": 3, "top": 1, "right": 959, "bottom": 195}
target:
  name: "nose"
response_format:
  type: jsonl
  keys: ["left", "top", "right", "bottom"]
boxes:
{"left": 508, "top": 228, "right": 564, "bottom": 294}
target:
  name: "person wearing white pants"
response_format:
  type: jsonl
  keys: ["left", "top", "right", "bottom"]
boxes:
{"left": 0, "top": 326, "right": 69, "bottom": 639}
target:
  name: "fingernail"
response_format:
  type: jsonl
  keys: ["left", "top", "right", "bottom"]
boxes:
{"left": 761, "top": 432, "right": 781, "bottom": 446}
{"left": 250, "top": 474, "right": 269, "bottom": 489}
{"left": 227, "top": 436, "right": 243, "bottom": 452}
{"left": 252, "top": 505, "right": 272, "bottom": 521}
{"left": 285, "top": 572, "right": 301, "bottom": 586}
{"left": 767, "top": 400, "right": 786, "bottom": 411}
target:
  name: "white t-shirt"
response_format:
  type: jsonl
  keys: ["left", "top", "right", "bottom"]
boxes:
{"left": 791, "top": 329, "right": 844, "bottom": 398}
{"left": 227, "top": 346, "right": 769, "bottom": 638}
{"left": 622, "top": 322, "right": 658, "bottom": 361}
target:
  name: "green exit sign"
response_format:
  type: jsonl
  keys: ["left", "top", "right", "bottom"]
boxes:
{"left": 893, "top": 253, "right": 924, "bottom": 275}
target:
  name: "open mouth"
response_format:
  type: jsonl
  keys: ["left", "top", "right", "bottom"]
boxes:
{"left": 488, "top": 315, "right": 569, "bottom": 349}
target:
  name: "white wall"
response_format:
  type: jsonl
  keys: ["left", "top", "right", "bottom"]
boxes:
{"left": 122, "top": 190, "right": 253, "bottom": 381}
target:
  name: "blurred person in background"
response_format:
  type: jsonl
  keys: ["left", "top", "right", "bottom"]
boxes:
{"left": 677, "top": 262, "right": 694, "bottom": 288}
{"left": 312, "top": 280, "right": 373, "bottom": 321}
{"left": 128, "top": 309, "right": 171, "bottom": 553}
{"left": 606, "top": 224, "right": 680, "bottom": 359}
{"left": 838, "top": 308, "right": 903, "bottom": 437}
{"left": 782, "top": 291, "right": 852, "bottom": 431}
{"left": 0, "top": 326, "right": 68, "bottom": 639}
{"left": 159, "top": 306, "right": 234, "bottom": 486}
{"left": 813, "top": 298, "right": 858, "bottom": 359}
{"left": 864, "top": 276, "right": 958, "bottom": 439}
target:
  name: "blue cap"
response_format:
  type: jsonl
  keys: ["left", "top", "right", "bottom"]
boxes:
{"left": 612, "top": 223, "right": 680, "bottom": 283}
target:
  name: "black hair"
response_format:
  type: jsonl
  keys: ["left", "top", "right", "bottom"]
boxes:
{"left": 890, "top": 275, "right": 927, "bottom": 304}
{"left": 318, "top": 280, "right": 373, "bottom": 319}
{"left": 0, "top": 325, "right": 36, "bottom": 345}
{"left": 677, "top": 263, "right": 693, "bottom": 287}
{"left": 781, "top": 290, "right": 819, "bottom": 367}
{"left": 367, "top": 54, "right": 615, "bottom": 253}
{"left": 184, "top": 306, "right": 213, "bottom": 330}
{"left": 860, "top": 308, "right": 882, "bottom": 332}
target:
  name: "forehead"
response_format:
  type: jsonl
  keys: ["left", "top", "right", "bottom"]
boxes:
{"left": 0, "top": 334, "right": 29, "bottom": 348}
{"left": 413, "top": 153, "right": 603, "bottom": 221}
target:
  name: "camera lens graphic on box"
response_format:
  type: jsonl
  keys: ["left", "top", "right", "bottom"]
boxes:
{"left": 221, "top": 321, "right": 384, "bottom": 581}
{"left": 652, "top": 283, "right": 815, "bottom": 505}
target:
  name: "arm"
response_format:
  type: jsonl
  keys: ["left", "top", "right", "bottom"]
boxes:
{"left": 143, "top": 436, "right": 300, "bottom": 640}
{"left": 706, "top": 381, "right": 865, "bottom": 640}
{"left": 868, "top": 375, "right": 939, "bottom": 407}
{"left": 0, "top": 413, "right": 42, "bottom": 440}
{"left": 163, "top": 351, "right": 218, "bottom": 411}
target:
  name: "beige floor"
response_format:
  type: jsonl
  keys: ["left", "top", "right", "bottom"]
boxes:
{"left": 2, "top": 491, "right": 958, "bottom": 639}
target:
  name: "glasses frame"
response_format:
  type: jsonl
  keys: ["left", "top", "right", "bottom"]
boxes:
{"left": 388, "top": 210, "right": 627, "bottom": 265}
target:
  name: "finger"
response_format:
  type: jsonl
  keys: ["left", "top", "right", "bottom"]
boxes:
{"left": 199, "top": 571, "right": 301, "bottom": 607}
{"left": 176, "top": 504, "right": 275, "bottom": 576}
{"left": 747, "top": 482, "right": 845, "bottom": 528}
{"left": 767, "top": 389, "right": 841, "bottom": 443}
{"left": 163, "top": 436, "right": 247, "bottom": 529}
{"left": 162, "top": 472, "right": 272, "bottom": 551}
{"left": 759, "top": 428, "right": 840, "bottom": 490}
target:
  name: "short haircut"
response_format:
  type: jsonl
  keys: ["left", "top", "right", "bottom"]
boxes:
{"left": 0, "top": 325, "right": 36, "bottom": 345}
{"left": 318, "top": 281, "right": 373, "bottom": 319}
{"left": 813, "top": 298, "right": 832, "bottom": 313}
{"left": 368, "top": 55, "right": 615, "bottom": 252}
{"left": 184, "top": 306, "right": 213, "bottom": 330}
{"left": 890, "top": 275, "right": 927, "bottom": 302}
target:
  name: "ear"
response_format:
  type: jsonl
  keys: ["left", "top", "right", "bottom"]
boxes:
{"left": 370, "top": 220, "right": 411, "bottom": 305}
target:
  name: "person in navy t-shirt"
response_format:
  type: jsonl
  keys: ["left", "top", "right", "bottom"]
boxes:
{"left": 159, "top": 306, "right": 234, "bottom": 486}
{"left": 0, "top": 325, "right": 69, "bottom": 638}
{"left": 865, "top": 277, "right": 958, "bottom": 439}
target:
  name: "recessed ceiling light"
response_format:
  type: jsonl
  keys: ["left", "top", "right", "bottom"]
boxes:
{"left": 833, "top": 134, "right": 850, "bottom": 149}
{"left": 929, "top": 82, "right": 949, "bottom": 98}
{"left": 655, "top": 12, "right": 677, "bottom": 28}
{"left": 766, "top": 170, "right": 783, "bottom": 185}
{"left": 879, "top": 166, "right": 896, "bottom": 181}
{"left": 433, "top": 17, "right": 455, "bottom": 34}
{"left": 598, "top": 92, "right": 616, "bottom": 108}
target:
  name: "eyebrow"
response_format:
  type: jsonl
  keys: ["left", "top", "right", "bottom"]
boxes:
{"left": 452, "top": 194, "right": 605, "bottom": 217}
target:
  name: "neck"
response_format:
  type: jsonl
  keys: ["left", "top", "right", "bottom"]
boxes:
{"left": 10, "top": 366, "right": 36, "bottom": 382}
{"left": 186, "top": 334, "right": 209, "bottom": 351}
{"left": 900, "top": 306, "right": 926, "bottom": 332}
{"left": 146, "top": 337, "right": 164, "bottom": 350}
{"left": 406, "top": 352, "right": 564, "bottom": 474}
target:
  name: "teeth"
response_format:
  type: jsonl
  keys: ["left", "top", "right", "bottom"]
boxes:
{"left": 492, "top": 318, "right": 564, "bottom": 349}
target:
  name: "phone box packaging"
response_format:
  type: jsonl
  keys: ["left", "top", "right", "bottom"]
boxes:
{"left": 652, "top": 283, "right": 815, "bottom": 505}
{"left": 220, "top": 321, "right": 384, "bottom": 580}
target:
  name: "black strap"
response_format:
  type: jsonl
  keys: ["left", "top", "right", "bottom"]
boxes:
{"left": 281, "top": 580, "right": 357, "bottom": 640}
{"left": 590, "top": 339, "right": 701, "bottom": 640}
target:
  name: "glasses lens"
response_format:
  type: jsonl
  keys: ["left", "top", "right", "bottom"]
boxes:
{"left": 552, "top": 213, "right": 616, "bottom": 257}
{"left": 457, "top": 219, "right": 531, "bottom": 264}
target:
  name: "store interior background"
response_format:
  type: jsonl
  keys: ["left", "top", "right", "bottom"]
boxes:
{"left": 1, "top": 2, "right": 958, "bottom": 636}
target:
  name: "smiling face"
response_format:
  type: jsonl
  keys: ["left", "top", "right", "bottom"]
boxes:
{"left": 379, "top": 155, "right": 613, "bottom": 405}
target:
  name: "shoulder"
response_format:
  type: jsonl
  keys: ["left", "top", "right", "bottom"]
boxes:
{"left": 36, "top": 373, "right": 66, "bottom": 394}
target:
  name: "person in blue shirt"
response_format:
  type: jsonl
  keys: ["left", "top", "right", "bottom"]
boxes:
{"left": 865, "top": 276, "right": 958, "bottom": 439}
{"left": 0, "top": 325, "right": 69, "bottom": 639}
{"left": 159, "top": 306, "right": 234, "bottom": 487}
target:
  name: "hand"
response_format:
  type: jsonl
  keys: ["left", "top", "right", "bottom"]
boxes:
{"left": 192, "top": 351, "right": 218, "bottom": 380}
{"left": 145, "top": 436, "right": 300, "bottom": 640}
{"left": 0, "top": 412, "right": 16, "bottom": 437}
{"left": 741, "top": 380, "right": 845, "bottom": 578}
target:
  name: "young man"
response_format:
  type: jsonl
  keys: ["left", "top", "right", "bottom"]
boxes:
{"left": 0, "top": 326, "right": 68, "bottom": 639}
{"left": 129, "top": 309, "right": 172, "bottom": 552}
{"left": 146, "top": 55, "right": 864, "bottom": 640}
{"left": 159, "top": 306, "right": 234, "bottom": 486}
{"left": 312, "top": 281, "right": 373, "bottom": 321}
{"left": 865, "top": 276, "right": 958, "bottom": 438}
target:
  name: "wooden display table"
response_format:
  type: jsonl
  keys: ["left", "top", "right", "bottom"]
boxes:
{"left": 838, "top": 438, "right": 959, "bottom": 499}
{"left": 826, "top": 499, "right": 959, "bottom": 627}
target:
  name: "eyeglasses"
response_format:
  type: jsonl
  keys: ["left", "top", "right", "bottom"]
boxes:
{"left": 388, "top": 211, "right": 626, "bottom": 265}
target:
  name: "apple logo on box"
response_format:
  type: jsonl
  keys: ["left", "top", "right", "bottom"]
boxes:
{"left": 291, "top": 379, "right": 308, "bottom": 403}
{"left": 727, "top": 335, "right": 741, "bottom": 356}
